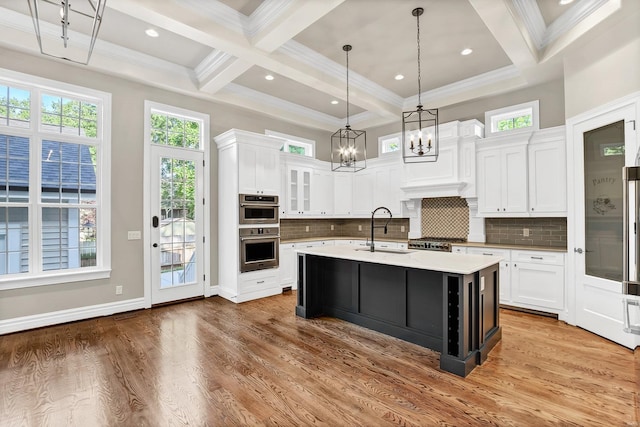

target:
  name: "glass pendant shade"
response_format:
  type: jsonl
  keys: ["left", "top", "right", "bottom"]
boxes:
{"left": 402, "top": 7, "right": 439, "bottom": 164}
{"left": 402, "top": 106, "right": 439, "bottom": 163}
{"left": 331, "top": 125, "right": 366, "bottom": 172}
{"left": 331, "top": 44, "right": 366, "bottom": 172}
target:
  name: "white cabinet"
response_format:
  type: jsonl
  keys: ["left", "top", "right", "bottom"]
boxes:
{"left": 511, "top": 250, "right": 564, "bottom": 310}
{"left": 467, "top": 247, "right": 512, "bottom": 304}
{"left": 373, "top": 166, "right": 403, "bottom": 216}
{"left": 238, "top": 143, "right": 280, "bottom": 195}
{"left": 467, "top": 246, "right": 565, "bottom": 313}
{"left": 287, "top": 166, "right": 312, "bottom": 215}
{"left": 451, "top": 245, "right": 467, "bottom": 254}
{"left": 352, "top": 170, "right": 374, "bottom": 216}
{"left": 236, "top": 269, "right": 280, "bottom": 302}
{"left": 528, "top": 131, "right": 567, "bottom": 215}
{"left": 477, "top": 143, "right": 528, "bottom": 215}
{"left": 476, "top": 126, "right": 567, "bottom": 217}
{"left": 333, "top": 173, "right": 353, "bottom": 216}
{"left": 279, "top": 243, "right": 297, "bottom": 290}
{"left": 311, "top": 169, "right": 334, "bottom": 215}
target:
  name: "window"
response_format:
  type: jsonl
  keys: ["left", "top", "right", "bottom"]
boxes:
{"left": 378, "top": 133, "right": 401, "bottom": 155}
{"left": 0, "top": 69, "right": 111, "bottom": 289}
{"left": 485, "top": 101, "right": 539, "bottom": 137}
{"left": 265, "top": 130, "right": 315, "bottom": 158}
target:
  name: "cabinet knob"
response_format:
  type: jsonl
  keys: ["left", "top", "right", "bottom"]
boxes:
{"left": 503, "top": 208, "right": 506, "bottom": 211}
{"left": 531, "top": 207, "right": 535, "bottom": 211}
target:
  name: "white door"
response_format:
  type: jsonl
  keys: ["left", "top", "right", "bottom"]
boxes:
{"left": 149, "top": 145, "right": 205, "bottom": 305}
{"left": 570, "top": 100, "right": 638, "bottom": 348}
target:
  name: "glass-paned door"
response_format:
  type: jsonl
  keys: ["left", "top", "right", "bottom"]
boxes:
{"left": 150, "top": 145, "right": 204, "bottom": 304}
{"left": 572, "top": 102, "right": 638, "bottom": 348}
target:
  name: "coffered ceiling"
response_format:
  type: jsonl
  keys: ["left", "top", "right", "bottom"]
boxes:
{"left": 0, "top": 0, "right": 631, "bottom": 131}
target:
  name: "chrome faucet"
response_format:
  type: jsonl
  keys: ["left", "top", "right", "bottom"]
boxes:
{"left": 370, "top": 206, "right": 392, "bottom": 252}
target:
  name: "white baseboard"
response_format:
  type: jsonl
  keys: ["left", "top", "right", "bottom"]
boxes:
{"left": 0, "top": 297, "right": 146, "bottom": 335}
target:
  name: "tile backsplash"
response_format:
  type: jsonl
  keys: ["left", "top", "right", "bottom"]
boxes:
{"left": 485, "top": 217, "right": 567, "bottom": 248}
{"left": 421, "top": 197, "right": 469, "bottom": 239}
{"left": 280, "top": 218, "right": 409, "bottom": 241}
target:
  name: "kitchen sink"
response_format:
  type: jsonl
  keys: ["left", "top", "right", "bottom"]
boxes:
{"left": 355, "top": 248, "right": 415, "bottom": 255}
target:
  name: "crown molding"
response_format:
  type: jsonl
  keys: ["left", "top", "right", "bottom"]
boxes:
{"left": 180, "top": 0, "right": 248, "bottom": 34}
{"left": 248, "top": 0, "right": 295, "bottom": 38}
{"left": 403, "top": 65, "right": 522, "bottom": 109}
{"left": 511, "top": 0, "right": 547, "bottom": 49}
{"left": 194, "top": 49, "right": 235, "bottom": 83}
{"left": 543, "top": 0, "right": 611, "bottom": 47}
{"left": 279, "top": 40, "right": 404, "bottom": 109}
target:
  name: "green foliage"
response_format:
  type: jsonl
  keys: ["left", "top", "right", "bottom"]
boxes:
{"left": 0, "top": 85, "right": 31, "bottom": 124}
{"left": 497, "top": 114, "right": 532, "bottom": 132}
{"left": 603, "top": 145, "right": 625, "bottom": 156}
{"left": 288, "top": 145, "right": 306, "bottom": 155}
{"left": 151, "top": 113, "right": 200, "bottom": 149}
{"left": 40, "top": 94, "right": 98, "bottom": 138}
{"left": 160, "top": 158, "right": 197, "bottom": 220}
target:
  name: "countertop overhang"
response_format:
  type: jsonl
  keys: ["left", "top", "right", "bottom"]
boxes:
{"left": 296, "top": 245, "right": 502, "bottom": 275}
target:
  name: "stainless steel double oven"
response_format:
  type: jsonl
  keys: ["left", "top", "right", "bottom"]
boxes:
{"left": 239, "top": 194, "right": 280, "bottom": 273}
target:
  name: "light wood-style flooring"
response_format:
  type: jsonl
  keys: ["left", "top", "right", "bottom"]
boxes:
{"left": 1, "top": 292, "right": 638, "bottom": 426}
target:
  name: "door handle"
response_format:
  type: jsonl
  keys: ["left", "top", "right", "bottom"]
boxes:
{"left": 153, "top": 243, "right": 158, "bottom": 248}
{"left": 574, "top": 248, "right": 583, "bottom": 254}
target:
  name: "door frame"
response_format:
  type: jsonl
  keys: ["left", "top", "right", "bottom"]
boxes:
{"left": 142, "top": 101, "right": 211, "bottom": 308}
{"left": 566, "top": 91, "right": 640, "bottom": 347}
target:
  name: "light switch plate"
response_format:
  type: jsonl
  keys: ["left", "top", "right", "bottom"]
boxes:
{"left": 523, "top": 228, "right": 530, "bottom": 237}
{"left": 480, "top": 276, "right": 485, "bottom": 291}
{"left": 128, "top": 230, "right": 141, "bottom": 240}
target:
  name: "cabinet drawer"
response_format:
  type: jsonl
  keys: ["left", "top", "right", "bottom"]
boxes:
{"left": 239, "top": 271, "right": 278, "bottom": 294}
{"left": 297, "top": 241, "right": 323, "bottom": 249}
{"left": 466, "top": 247, "right": 511, "bottom": 260}
{"left": 511, "top": 250, "right": 564, "bottom": 266}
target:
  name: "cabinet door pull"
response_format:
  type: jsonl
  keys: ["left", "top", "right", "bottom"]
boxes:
{"left": 531, "top": 256, "right": 543, "bottom": 260}
{"left": 482, "top": 252, "right": 493, "bottom": 256}
{"left": 257, "top": 280, "right": 265, "bottom": 284}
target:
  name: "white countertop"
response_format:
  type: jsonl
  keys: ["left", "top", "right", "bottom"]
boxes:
{"left": 296, "top": 245, "right": 502, "bottom": 275}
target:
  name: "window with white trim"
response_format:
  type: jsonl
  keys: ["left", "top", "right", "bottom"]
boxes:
{"left": 485, "top": 100, "right": 539, "bottom": 137}
{"left": 0, "top": 69, "right": 111, "bottom": 289}
{"left": 378, "top": 133, "right": 401, "bottom": 154}
{"left": 265, "top": 130, "right": 315, "bottom": 158}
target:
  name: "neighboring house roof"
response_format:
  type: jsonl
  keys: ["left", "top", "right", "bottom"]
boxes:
{"left": 1, "top": 134, "right": 96, "bottom": 192}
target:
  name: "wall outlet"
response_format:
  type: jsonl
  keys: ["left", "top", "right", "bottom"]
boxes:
{"left": 305, "top": 225, "right": 310, "bottom": 232}
{"left": 523, "top": 228, "right": 530, "bottom": 237}
{"left": 358, "top": 225, "right": 362, "bottom": 231}
{"left": 401, "top": 225, "right": 405, "bottom": 232}
{"left": 127, "top": 230, "right": 141, "bottom": 240}
{"left": 331, "top": 224, "right": 334, "bottom": 231}
{"left": 115, "top": 285, "right": 123, "bottom": 295}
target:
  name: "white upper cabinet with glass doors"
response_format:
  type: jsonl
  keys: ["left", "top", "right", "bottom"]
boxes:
{"left": 286, "top": 164, "right": 312, "bottom": 216}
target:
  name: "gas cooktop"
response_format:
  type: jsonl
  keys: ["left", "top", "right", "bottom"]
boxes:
{"left": 408, "top": 237, "right": 467, "bottom": 252}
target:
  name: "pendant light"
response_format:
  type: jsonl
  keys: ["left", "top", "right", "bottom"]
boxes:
{"left": 402, "top": 7, "right": 439, "bottom": 163}
{"left": 27, "top": 0, "right": 107, "bottom": 65}
{"left": 331, "top": 44, "right": 366, "bottom": 172}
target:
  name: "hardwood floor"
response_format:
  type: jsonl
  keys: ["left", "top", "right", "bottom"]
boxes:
{"left": 1, "top": 292, "right": 638, "bottom": 426}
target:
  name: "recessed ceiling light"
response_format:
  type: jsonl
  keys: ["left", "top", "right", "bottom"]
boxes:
{"left": 559, "top": 0, "right": 574, "bottom": 5}
{"left": 461, "top": 48, "right": 473, "bottom": 56}
{"left": 394, "top": 74, "right": 404, "bottom": 80}
{"left": 265, "top": 74, "right": 274, "bottom": 81}
{"left": 145, "top": 28, "right": 159, "bottom": 38}
{"left": 331, "top": 100, "right": 339, "bottom": 105}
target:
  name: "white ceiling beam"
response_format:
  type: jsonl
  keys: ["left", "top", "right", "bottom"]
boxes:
{"left": 468, "top": 0, "right": 539, "bottom": 70}
{"left": 250, "top": 0, "right": 346, "bottom": 52}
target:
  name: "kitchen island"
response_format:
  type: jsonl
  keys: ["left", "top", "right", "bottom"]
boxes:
{"left": 295, "top": 245, "right": 502, "bottom": 377}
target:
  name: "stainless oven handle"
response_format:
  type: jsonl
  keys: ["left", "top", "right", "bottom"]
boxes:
{"left": 240, "top": 235, "right": 280, "bottom": 241}
{"left": 240, "top": 203, "right": 280, "bottom": 208}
